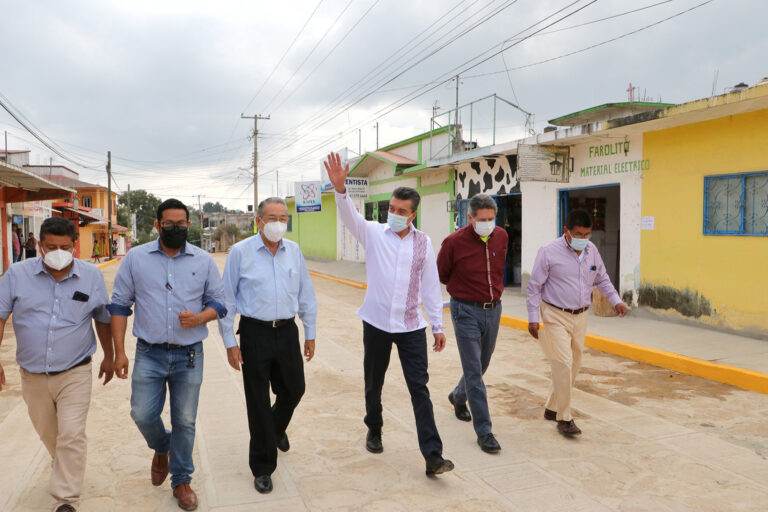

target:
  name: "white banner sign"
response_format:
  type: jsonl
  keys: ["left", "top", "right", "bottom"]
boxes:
{"left": 295, "top": 181, "right": 322, "bottom": 213}
{"left": 517, "top": 144, "right": 570, "bottom": 183}
{"left": 344, "top": 177, "right": 369, "bottom": 200}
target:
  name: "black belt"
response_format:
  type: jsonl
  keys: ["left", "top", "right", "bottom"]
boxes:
{"left": 241, "top": 316, "right": 295, "bottom": 328}
{"left": 453, "top": 298, "right": 501, "bottom": 310}
{"left": 543, "top": 301, "right": 589, "bottom": 315}
{"left": 38, "top": 355, "right": 92, "bottom": 376}
{"left": 138, "top": 339, "right": 193, "bottom": 350}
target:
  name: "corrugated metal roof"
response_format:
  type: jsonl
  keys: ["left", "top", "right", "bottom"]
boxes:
{"left": 0, "top": 160, "right": 75, "bottom": 193}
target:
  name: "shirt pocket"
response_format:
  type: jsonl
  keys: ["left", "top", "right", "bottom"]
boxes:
{"left": 177, "top": 272, "right": 207, "bottom": 312}
{"left": 286, "top": 267, "right": 301, "bottom": 295}
{"left": 61, "top": 298, "right": 90, "bottom": 324}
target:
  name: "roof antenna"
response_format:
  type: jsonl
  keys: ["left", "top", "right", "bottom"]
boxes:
{"left": 711, "top": 69, "right": 719, "bottom": 97}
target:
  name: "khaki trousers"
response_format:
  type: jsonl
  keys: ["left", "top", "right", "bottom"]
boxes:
{"left": 20, "top": 362, "right": 92, "bottom": 510}
{"left": 538, "top": 302, "right": 588, "bottom": 422}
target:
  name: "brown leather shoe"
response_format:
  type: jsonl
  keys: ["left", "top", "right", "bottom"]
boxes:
{"left": 55, "top": 505, "right": 76, "bottom": 512}
{"left": 151, "top": 451, "right": 170, "bottom": 486}
{"left": 173, "top": 483, "right": 198, "bottom": 511}
{"left": 544, "top": 408, "right": 557, "bottom": 421}
{"left": 557, "top": 419, "right": 582, "bottom": 437}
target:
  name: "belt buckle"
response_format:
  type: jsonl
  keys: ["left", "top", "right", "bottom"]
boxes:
{"left": 272, "top": 320, "right": 278, "bottom": 328}
{"left": 482, "top": 302, "right": 492, "bottom": 310}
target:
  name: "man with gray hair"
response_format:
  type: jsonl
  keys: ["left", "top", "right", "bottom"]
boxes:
{"left": 437, "top": 193, "right": 507, "bottom": 453}
{"left": 218, "top": 196, "right": 317, "bottom": 494}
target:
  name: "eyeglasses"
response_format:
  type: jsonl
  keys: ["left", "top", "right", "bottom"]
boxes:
{"left": 160, "top": 221, "right": 188, "bottom": 229}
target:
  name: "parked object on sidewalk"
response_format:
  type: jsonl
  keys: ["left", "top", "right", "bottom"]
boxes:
{"left": 527, "top": 208, "right": 628, "bottom": 437}
{"left": 108, "top": 198, "right": 227, "bottom": 505}
{"left": 0, "top": 217, "right": 114, "bottom": 511}
{"left": 218, "top": 196, "right": 317, "bottom": 492}
{"left": 437, "top": 193, "right": 508, "bottom": 453}
{"left": 593, "top": 287, "right": 618, "bottom": 317}
{"left": 324, "top": 152, "right": 454, "bottom": 476}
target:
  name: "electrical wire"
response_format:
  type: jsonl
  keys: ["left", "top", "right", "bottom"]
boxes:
{"left": 261, "top": 0, "right": 356, "bottom": 113}
{"left": 241, "top": 0, "right": 326, "bottom": 114}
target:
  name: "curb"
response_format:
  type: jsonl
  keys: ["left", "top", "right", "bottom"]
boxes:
{"left": 309, "top": 270, "right": 768, "bottom": 395}
{"left": 96, "top": 258, "right": 121, "bottom": 270}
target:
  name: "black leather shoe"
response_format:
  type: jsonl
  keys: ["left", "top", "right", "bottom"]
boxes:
{"left": 254, "top": 475, "right": 273, "bottom": 494}
{"left": 557, "top": 419, "right": 582, "bottom": 437}
{"left": 366, "top": 427, "right": 383, "bottom": 453}
{"left": 277, "top": 433, "right": 290, "bottom": 452}
{"left": 425, "top": 454, "right": 454, "bottom": 476}
{"left": 448, "top": 392, "right": 471, "bottom": 422}
{"left": 477, "top": 433, "right": 501, "bottom": 453}
{"left": 544, "top": 408, "right": 557, "bottom": 421}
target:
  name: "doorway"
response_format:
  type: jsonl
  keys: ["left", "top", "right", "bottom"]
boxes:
{"left": 457, "top": 193, "right": 522, "bottom": 287}
{"left": 558, "top": 184, "right": 620, "bottom": 286}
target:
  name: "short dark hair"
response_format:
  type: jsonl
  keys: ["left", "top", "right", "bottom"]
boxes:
{"left": 391, "top": 187, "right": 420, "bottom": 212}
{"left": 469, "top": 193, "right": 497, "bottom": 216}
{"left": 157, "top": 198, "right": 189, "bottom": 222}
{"left": 40, "top": 216, "right": 77, "bottom": 242}
{"left": 565, "top": 209, "right": 593, "bottom": 230}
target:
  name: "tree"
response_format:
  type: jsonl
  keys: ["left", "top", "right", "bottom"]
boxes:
{"left": 117, "top": 189, "right": 162, "bottom": 244}
{"left": 203, "top": 201, "right": 225, "bottom": 213}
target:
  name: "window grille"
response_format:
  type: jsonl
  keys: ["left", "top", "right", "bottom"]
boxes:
{"left": 704, "top": 172, "right": 768, "bottom": 235}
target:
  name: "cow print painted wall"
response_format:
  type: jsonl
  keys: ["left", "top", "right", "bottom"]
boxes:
{"left": 455, "top": 154, "right": 519, "bottom": 203}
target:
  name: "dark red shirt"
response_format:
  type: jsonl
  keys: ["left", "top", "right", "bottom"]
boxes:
{"left": 437, "top": 225, "right": 508, "bottom": 303}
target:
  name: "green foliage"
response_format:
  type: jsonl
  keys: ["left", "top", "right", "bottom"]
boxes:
{"left": 212, "top": 223, "right": 240, "bottom": 243}
{"left": 117, "top": 189, "right": 162, "bottom": 242}
{"left": 203, "top": 201, "right": 225, "bottom": 213}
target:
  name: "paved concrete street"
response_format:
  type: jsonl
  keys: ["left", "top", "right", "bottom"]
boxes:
{"left": 2, "top": 254, "right": 768, "bottom": 511}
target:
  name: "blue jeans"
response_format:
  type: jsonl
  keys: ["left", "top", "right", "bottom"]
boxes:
{"left": 450, "top": 299, "right": 502, "bottom": 436}
{"left": 130, "top": 340, "right": 203, "bottom": 488}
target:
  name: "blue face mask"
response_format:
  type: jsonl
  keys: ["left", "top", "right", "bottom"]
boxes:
{"left": 567, "top": 231, "right": 589, "bottom": 251}
{"left": 387, "top": 213, "right": 411, "bottom": 233}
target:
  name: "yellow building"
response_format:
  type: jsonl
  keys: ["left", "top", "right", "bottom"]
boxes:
{"left": 75, "top": 184, "right": 122, "bottom": 260}
{"left": 639, "top": 82, "right": 768, "bottom": 336}
{"left": 32, "top": 165, "right": 125, "bottom": 260}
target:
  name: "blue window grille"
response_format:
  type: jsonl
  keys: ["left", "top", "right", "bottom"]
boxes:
{"left": 704, "top": 171, "right": 768, "bottom": 236}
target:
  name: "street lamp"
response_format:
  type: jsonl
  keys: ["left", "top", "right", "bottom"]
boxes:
{"left": 549, "top": 158, "right": 563, "bottom": 176}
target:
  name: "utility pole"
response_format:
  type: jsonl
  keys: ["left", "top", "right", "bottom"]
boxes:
{"left": 374, "top": 122, "right": 379, "bottom": 149}
{"left": 106, "top": 151, "right": 112, "bottom": 259}
{"left": 240, "top": 113, "right": 270, "bottom": 214}
{"left": 358, "top": 129, "right": 362, "bottom": 156}
{"left": 276, "top": 169, "right": 279, "bottom": 197}
{"left": 127, "top": 183, "right": 131, "bottom": 242}
{"left": 455, "top": 74, "right": 460, "bottom": 124}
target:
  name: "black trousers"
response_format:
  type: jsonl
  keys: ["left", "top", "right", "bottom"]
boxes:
{"left": 363, "top": 321, "right": 442, "bottom": 458}
{"left": 238, "top": 317, "right": 305, "bottom": 477}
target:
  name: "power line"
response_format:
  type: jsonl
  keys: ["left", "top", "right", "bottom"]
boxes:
{"left": 263, "top": 0, "right": 597, "bottom": 172}
{"left": 261, "top": 0, "right": 509, "bottom": 157}
{"left": 0, "top": 92, "right": 104, "bottom": 169}
{"left": 261, "top": 0, "right": 356, "bottom": 113}
{"left": 270, "top": 0, "right": 381, "bottom": 114}
{"left": 260, "top": 0, "right": 522, "bottom": 163}
{"left": 241, "top": 0, "right": 326, "bottom": 114}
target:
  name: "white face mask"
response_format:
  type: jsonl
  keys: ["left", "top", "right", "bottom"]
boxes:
{"left": 262, "top": 221, "right": 287, "bottom": 242}
{"left": 42, "top": 248, "right": 74, "bottom": 271}
{"left": 473, "top": 220, "right": 495, "bottom": 237}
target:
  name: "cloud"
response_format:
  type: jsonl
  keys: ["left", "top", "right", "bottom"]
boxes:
{"left": 1, "top": 0, "right": 765, "bottom": 208}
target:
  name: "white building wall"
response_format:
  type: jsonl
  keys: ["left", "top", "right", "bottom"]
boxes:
{"left": 339, "top": 198, "right": 366, "bottom": 263}
{"left": 420, "top": 192, "right": 450, "bottom": 255}
{"left": 521, "top": 134, "right": 646, "bottom": 301}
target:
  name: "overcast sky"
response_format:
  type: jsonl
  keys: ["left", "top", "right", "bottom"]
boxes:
{"left": 1, "top": 0, "right": 765, "bottom": 210}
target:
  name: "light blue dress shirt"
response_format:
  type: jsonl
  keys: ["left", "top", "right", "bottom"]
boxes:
{"left": 218, "top": 234, "right": 317, "bottom": 349}
{"left": 0, "top": 258, "right": 110, "bottom": 373}
{"left": 108, "top": 240, "right": 227, "bottom": 346}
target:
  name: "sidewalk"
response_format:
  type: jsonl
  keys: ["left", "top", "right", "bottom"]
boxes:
{"left": 305, "top": 258, "right": 768, "bottom": 384}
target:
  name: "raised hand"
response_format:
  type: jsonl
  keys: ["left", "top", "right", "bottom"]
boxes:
{"left": 323, "top": 152, "right": 349, "bottom": 193}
